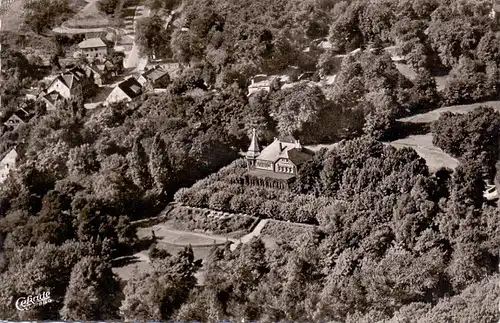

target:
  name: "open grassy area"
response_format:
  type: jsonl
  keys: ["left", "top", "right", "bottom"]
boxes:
{"left": 389, "top": 134, "right": 459, "bottom": 172}
{"left": 0, "top": 0, "right": 27, "bottom": 31}
{"left": 63, "top": 0, "right": 110, "bottom": 28}
{"left": 399, "top": 101, "right": 500, "bottom": 124}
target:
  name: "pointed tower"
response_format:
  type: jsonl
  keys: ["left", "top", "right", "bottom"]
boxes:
{"left": 246, "top": 128, "right": 260, "bottom": 169}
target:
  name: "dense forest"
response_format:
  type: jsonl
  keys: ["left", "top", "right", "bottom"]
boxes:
{"left": 1, "top": 0, "right": 500, "bottom": 321}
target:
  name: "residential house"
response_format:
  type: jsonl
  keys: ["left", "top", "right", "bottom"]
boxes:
{"left": 41, "top": 91, "right": 65, "bottom": 111}
{"left": 0, "top": 148, "right": 18, "bottom": 184}
{"left": 78, "top": 38, "right": 109, "bottom": 61}
{"left": 137, "top": 66, "right": 170, "bottom": 90}
{"left": 244, "top": 129, "right": 314, "bottom": 189}
{"left": 106, "top": 77, "right": 143, "bottom": 104}
{"left": 4, "top": 108, "right": 32, "bottom": 129}
{"left": 44, "top": 67, "right": 86, "bottom": 99}
{"left": 248, "top": 75, "right": 279, "bottom": 96}
{"left": 83, "top": 63, "right": 106, "bottom": 86}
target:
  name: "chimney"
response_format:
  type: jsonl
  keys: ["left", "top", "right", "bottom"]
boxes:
{"left": 296, "top": 140, "right": 302, "bottom": 150}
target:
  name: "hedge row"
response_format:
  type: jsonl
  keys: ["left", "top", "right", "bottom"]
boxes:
{"left": 167, "top": 206, "right": 257, "bottom": 238}
{"left": 174, "top": 159, "right": 331, "bottom": 224}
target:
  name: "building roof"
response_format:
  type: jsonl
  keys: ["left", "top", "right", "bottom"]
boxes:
{"left": 142, "top": 67, "right": 169, "bottom": 83}
{"left": 43, "top": 92, "right": 64, "bottom": 106}
{"left": 117, "top": 77, "right": 143, "bottom": 99}
{"left": 78, "top": 38, "right": 107, "bottom": 49}
{"left": 257, "top": 136, "right": 313, "bottom": 166}
{"left": 250, "top": 75, "right": 277, "bottom": 87}
{"left": 51, "top": 67, "right": 86, "bottom": 90}
{"left": 16, "top": 108, "right": 32, "bottom": 122}
{"left": 5, "top": 108, "right": 31, "bottom": 125}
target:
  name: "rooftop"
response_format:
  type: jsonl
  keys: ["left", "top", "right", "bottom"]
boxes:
{"left": 142, "top": 67, "right": 169, "bottom": 83}
{"left": 118, "top": 77, "right": 143, "bottom": 99}
{"left": 78, "top": 38, "right": 107, "bottom": 49}
{"left": 257, "top": 136, "right": 313, "bottom": 166}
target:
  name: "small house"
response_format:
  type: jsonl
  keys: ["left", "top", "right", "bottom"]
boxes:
{"left": 137, "top": 66, "right": 170, "bottom": 90}
{"left": 106, "top": 77, "right": 143, "bottom": 104}
{"left": 4, "top": 108, "right": 32, "bottom": 129}
{"left": 45, "top": 67, "right": 86, "bottom": 100}
{"left": 248, "top": 75, "right": 279, "bottom": 96}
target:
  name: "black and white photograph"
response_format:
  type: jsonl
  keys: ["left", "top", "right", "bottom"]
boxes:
{"left": 1, "top": 0, "right": 500, "bottom": 321}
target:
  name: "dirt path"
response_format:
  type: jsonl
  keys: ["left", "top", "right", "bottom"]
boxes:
{"left": 230, "top": 219, "right": 269, "bottom": 251}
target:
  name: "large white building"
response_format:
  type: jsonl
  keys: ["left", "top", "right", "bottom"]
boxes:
{"left": 78, "top": 38, "right": 109, "bottom": 61}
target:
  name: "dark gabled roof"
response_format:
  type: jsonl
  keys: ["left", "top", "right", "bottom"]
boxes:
{"left": 6, "top": 108, "right": 31, "bottom": 124}
{"left": 142, "top": 67, "right": 169, "bottom": 83}
{"left": 118, "top": 77, "right": 143, "bottom": 99}
{"left": 287, "top": 148, "right": 314, "bottom": 166}
{"left": 68, "top": 66, "right": 86, "bottom": 79}
{"left": 43, "top": 92, "right": 64, "bottom": 105}
{"left": 14, "top": 108, "right": 31, "bottom": 122}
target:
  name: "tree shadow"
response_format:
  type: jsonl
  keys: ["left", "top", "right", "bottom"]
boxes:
{"left": 111, "top": 255, "right": 143, "bottom": 267}
{"left": 385, "top": 121, "right": 431, "bottom": 141}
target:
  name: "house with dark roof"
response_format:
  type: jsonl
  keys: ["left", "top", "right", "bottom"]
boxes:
{"left": 4, "top": 108, "right": 32, "bottom": 129}
{"left": 41, "top": 91, "right": 65, "bottom": 111}
{"left": 137, "top": 66, "right": 170, "bottom": 90}
{"left": 244, "top": 129, "right": 314, "bottom": 189}
{"left": 44, "top": 67, "right": 86, "bottom": 100}
{"left": 83, "top": 63, "right": 106, "bottom": 86}
{"left": 78, "top": 37, "right": 109, "bottom": 61}
{"left": 106, "top": 77, "right": 143, "bottom": 104}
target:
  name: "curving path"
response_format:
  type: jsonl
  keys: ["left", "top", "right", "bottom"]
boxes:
{"left": 230, "top": 219, "right": 269, "bottom": 251}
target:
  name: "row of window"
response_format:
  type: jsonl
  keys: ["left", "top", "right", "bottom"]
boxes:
{"left": 277, "top": 166, "right": 294, "bottom": 173}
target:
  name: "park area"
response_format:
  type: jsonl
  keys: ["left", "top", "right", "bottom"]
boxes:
{"left": 111, "top": 204, "right": 313, "bottom": 285}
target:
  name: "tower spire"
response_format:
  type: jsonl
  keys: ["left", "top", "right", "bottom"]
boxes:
{"left": 246, "top": 128, "right": 260, "bottom": 159}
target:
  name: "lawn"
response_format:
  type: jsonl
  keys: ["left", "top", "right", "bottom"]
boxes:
{"left": 398, "top": 101, "right": 500, "bottom": 124}
{"left": 0, "top": 0, "right": 26, "bottom": 31}
{"left": 389, "top": 134, "right": 459, "bottom": 172}
{"left": 63, "top": 0, "right": 110, "bottom": 29}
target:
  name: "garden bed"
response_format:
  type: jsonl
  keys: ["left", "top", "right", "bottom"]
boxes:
{"left": 166, "top": 205, "right": 259, "bottom": 239}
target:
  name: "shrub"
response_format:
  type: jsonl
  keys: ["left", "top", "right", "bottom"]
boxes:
{"left": 208, "top": 191, "right": 233, "bottom": 211}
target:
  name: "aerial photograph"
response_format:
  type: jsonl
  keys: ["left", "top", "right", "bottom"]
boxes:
{"left": 0, "top": 0, "right": 500, "bottom": 321}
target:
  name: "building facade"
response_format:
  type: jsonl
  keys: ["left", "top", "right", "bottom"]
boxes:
{"left": 244, "top": 129, "right": 314, "bottom": 189}
{"left": 78, "top": 38, "right": 109, "bottom": 61}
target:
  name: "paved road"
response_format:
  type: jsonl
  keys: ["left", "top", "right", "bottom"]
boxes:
{"left": 123, "top": 5, "right": 151, "bottom": 70}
